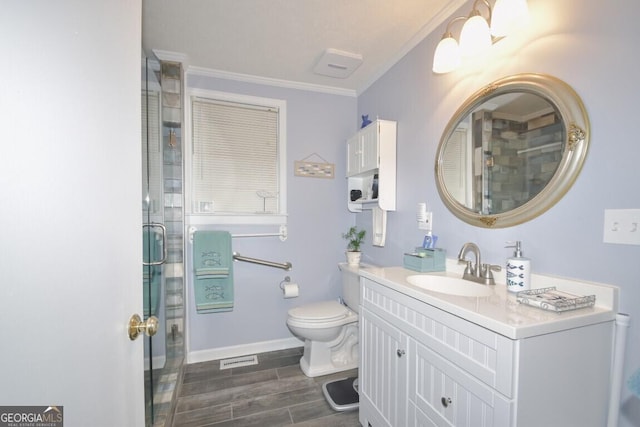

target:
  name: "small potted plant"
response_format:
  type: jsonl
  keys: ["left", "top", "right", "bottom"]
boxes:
{"left": 342, "top": 226, "right": 366, "bottom": 265}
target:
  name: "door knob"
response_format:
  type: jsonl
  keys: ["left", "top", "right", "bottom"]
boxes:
{"left": 128, "top": 314, "right": 159, "bottom": 340}
{"left": 396, "top": 349, "right": 406, "bottom": 357}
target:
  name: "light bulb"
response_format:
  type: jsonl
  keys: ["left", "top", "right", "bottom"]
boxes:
{"left": 459, "top": 14, "right": 492, "bottom": 58}
{"left": 432, "top": 36, "right": 460, "bottom": 74}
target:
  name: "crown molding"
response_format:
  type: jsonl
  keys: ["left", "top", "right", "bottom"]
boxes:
{"left": 152, "top": 49, "right": 189, "bottom": 64}
{"left": 187, "top": 66, "right": 357, "bottom": 98}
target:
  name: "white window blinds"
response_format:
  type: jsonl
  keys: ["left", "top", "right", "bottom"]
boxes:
{"left": 191, "top": 97, "right": 280, "bottom": 215}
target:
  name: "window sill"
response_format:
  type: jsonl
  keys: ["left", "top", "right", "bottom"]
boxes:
{"left": 187, "top": 213, "right": 288, "bottom": 226}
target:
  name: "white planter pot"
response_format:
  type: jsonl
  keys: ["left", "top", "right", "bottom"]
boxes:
{"left": 346, "top": 251, "right": 362, "bottom": 266}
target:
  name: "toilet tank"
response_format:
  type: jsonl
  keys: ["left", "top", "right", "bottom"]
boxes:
{"left": 339, "top": 262, "right": 363, "bottom": 313}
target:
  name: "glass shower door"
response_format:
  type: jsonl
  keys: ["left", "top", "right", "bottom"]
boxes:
{"left": 142, "top": 55, "right": 166, "bottom": 425}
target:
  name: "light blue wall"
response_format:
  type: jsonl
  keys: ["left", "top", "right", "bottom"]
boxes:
{"left": 356, "top": 0, "right": 640, "bottom": 424}
{"left": 183, "top": 1, "right": 639, "bottom": 421}
{"left": 185, "top": 74, "right": 357, "bottom": 352}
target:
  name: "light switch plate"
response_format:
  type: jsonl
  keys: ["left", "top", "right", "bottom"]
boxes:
{"left": 603, "top": 209, "right": 640, "bottom": 245}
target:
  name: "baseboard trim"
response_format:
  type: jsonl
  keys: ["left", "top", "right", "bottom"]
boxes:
{"left": 187, "top": 337, "right": 303, "bottom": 365}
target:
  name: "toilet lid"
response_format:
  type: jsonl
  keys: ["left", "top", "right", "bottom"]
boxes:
{"left": 288, "top": 301, "right": 349, "bottom": 322}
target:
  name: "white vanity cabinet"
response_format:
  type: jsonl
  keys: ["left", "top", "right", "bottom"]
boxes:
{"left": 359, "top": 276, "right": 614, "bottom": 427}
{"left": 347, "top": 119, "right": 396, "bottom": 212}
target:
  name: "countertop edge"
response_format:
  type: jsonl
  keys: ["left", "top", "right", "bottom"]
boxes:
{"left": 358, "top": 265, "right": 618, "bottom": 340}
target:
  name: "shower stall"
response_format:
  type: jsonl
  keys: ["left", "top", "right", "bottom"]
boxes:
{"left": 142, "top": 53, "right": 185, "bottom": 426}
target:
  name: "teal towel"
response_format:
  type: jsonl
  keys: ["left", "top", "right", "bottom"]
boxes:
{"left": 143, "top": 265, "right": 161, "bottom": 317}
{"left": 142, "top": 229, "right": 162, "bottom": 317}
{"left": 143, "top": 228, "right": 162, "bottom": 264}
{"left": 629, "top": 368, "right": 640, "bottom": 398}
{"left": 193, "top": 231, "right": 234, "bottom": 313}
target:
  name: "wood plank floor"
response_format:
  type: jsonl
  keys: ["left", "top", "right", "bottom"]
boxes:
{"left": 172, "top": 347, "right": 361, "bottom": 427}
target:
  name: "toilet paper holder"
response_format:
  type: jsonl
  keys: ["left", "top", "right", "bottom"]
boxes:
{"left": 280, "top": 276, "right": 299, "bottom": 298}
{"left": 280, "top": 276, "right": 291, "bottom": 289}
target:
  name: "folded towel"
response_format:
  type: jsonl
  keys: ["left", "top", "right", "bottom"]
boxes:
{"left": 143, "top": 265, "right": 161, "bottom": 317}
{"left": 193, "top": 231, "right": 234, "bottom": 313}
{"left": 372, "top": 206, "right": 387, "bottom": 247}
{"left": 193, "top": 277, "right": 234, "bottom": 313}
{"left": 193, "top": 230, "right": 232, "bottom": 274}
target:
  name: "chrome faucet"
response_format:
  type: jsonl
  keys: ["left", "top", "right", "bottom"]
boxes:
{"left": 458, "top": 242, "right": 482, "bottom": 277}
{"left": 457, "top": 242, "right": 501, "bottom": 286}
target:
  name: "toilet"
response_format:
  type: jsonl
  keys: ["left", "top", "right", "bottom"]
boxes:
{"left": 286, "top": 263, "right": 361, "bottom": 378}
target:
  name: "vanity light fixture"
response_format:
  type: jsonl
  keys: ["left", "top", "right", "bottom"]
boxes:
{"left": 432, "top": 0, "right": 530, "bottom": 74}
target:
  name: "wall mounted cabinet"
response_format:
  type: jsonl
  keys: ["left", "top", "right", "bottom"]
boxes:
{"left": 347, "top": 120, "right": 396, "bottom": 212}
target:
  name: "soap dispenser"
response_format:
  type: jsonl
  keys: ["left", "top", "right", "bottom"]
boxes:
{"left": 506, "top": 241, "right": 531, "bottom": 293}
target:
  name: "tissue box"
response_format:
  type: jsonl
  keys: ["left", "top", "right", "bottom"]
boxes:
{"left": 403, "top": 248, "right": 446, "bottom": 272}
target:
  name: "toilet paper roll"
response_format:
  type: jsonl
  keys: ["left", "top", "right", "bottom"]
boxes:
{"left": 282, "top": 282, "right": 299, "bottom": 299}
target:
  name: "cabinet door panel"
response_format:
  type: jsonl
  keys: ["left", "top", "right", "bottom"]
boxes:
{"left": 346, "top": 135, "right": 361, "bottom": 177}
{"left": 410, "top": 340, "right": 512, "bottom": 427}
{"left": 360, "top": 307, "right": 408, "bottom": 427}
{"left": 360, "top": 123, "right": 379, "bottom": 172}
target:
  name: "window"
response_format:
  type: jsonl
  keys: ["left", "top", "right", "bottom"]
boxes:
{"left": 186, "top": 89, "right": 287, "bottom": 224}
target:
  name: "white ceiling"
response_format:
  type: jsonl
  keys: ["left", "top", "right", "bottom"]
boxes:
{"left": 142, "top": 0, "right": 467, "bottom": 95}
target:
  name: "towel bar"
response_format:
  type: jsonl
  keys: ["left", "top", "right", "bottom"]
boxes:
{"left": 233, "top": 252, "right": 292, "bottom": 271}
{"left": 187, "top": 225, "right": 288, "bottom": 242}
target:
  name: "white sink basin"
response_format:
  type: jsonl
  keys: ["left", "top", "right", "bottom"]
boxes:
{"left": 406, "top": 275, "right": 494, "bottom": 297}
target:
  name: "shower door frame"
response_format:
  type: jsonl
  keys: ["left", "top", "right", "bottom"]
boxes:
{"left": 142, "top": 54, "right": 186, "bottom": 426}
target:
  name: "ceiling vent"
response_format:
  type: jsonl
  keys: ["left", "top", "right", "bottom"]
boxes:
{"left": 313, "top": 48, "right": 363, "bottom": 79}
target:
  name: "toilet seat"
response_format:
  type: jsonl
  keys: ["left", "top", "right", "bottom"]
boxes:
{"left": 288, "top": 301, "right": 350, "bottom": 323}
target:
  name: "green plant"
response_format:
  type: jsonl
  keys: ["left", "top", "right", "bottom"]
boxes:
{"left": 342, "top": 226, "right": 366, "bottom": 252}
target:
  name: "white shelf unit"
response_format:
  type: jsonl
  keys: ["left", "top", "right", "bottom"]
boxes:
{"left": 346, "top": 119, "right": 396, "bottom": 212}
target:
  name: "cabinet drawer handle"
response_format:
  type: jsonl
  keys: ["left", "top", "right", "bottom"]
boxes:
{"left": 441, "top": 397, "right": 452, "bottom": 408}
{"left": 396, "top": 349, "right": 405, "bottom": 357}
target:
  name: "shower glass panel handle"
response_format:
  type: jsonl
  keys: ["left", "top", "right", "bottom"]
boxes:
{"left": 143, "top": 223, "right": 167, "bottom": 266}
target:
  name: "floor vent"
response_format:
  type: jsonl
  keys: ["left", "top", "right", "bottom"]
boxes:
{"left": 220, "top": 355, "right": 258, "bottom": 370}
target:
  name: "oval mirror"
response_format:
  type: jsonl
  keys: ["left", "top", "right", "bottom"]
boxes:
{"left": 435, "top": 73, "right": 590, "bottom": 228}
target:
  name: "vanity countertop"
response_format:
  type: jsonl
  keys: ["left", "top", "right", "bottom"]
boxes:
{"left": 358, "top": 263, "right": 619, "bottom": 340}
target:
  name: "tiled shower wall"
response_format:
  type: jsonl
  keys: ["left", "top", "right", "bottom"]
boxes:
{"left": 154, "top": 60, "right": 185, "bottom": 427}
{"left": 472, "top": 110, "right": 563, "bottom": 214}
{"left": 161, "top": 61, "right": 184, "bottom": 357}
{"left": 490, "top": 114, "right": 563, "bottom": 212}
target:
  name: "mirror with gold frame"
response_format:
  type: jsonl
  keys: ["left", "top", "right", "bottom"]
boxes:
{"left": 435, "top": 73, "right": 590, "bottom": 228}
